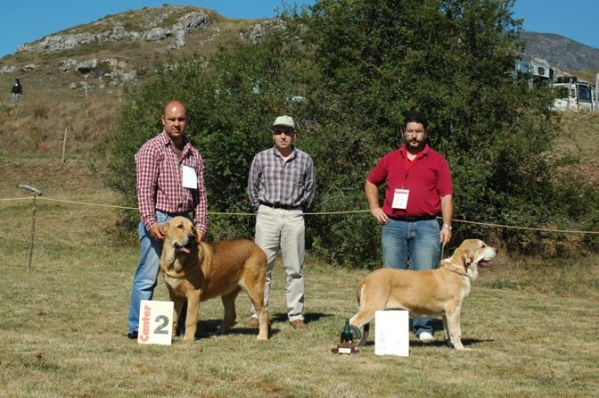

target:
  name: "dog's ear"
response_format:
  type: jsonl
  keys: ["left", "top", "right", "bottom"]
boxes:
{"left": 462, "top": 251, "right": 473, "bottom": 267}
{"left": 185, "top": 219, "right": 198, "bottom": 241}
{"left": 464, "top": 250, "right": 474, "bottom": 266}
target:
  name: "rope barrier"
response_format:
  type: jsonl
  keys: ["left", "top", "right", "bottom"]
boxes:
{"left": 2, "top": 195, "right": 599, "bottom": 235}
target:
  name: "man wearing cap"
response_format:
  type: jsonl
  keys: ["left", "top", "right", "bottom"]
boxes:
{"left": 246, "top": 115, "right": 316, "bottom": 330}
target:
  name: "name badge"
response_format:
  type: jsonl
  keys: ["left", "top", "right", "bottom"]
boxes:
{"left": 392, "top": 189, "right": 409, "bottom": 209}
{"left": 181, "top": 165, "right": 197, "bottom": 189}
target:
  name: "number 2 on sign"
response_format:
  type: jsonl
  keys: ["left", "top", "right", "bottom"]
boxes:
{"left": 154, "top": 315, "right": 170, "bottom": 335}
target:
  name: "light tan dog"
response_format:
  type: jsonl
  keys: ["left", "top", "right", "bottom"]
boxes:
{"left": 160, "top": 216, "right": 269, "bottom": 341}
{"left": 350, "top": 239, "right": 497, "bottom": 350}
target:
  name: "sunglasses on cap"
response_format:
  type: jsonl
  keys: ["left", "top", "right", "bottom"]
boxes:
{"left": 273, "top": 128, "right": 295, "bottom": 136}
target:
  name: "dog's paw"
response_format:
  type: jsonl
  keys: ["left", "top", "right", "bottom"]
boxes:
{"left": 455, "top": 347, "right": 471, "bottom": 351}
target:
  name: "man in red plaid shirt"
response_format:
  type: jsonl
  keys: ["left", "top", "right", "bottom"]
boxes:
{"left": 127, "top": 100, "right": 208, "bottom": 340}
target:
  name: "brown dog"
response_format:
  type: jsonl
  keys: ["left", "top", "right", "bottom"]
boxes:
{"left": 350, "top": 239, "right": 497, "bottom": 350}
{"left": 160, "top": 216, "right": 269, "bottom": 341}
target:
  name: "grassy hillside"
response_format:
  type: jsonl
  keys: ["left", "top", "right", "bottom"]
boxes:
{"left": 552, "top": 112, "right": 599, "bottom": 184}
{"left": 0, "top": 5, "right": 259, "bottom": 159}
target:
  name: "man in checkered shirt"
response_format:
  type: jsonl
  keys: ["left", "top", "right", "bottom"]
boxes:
{"left": 127, "top": 100, "right": 208, "bottom": 340}
{"left": 245, "top": 115, "right": 316, "bottom": 331}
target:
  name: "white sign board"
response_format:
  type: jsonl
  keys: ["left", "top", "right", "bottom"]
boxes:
{"left": 137, "top": 300, "right": 174, "bottom": 345}
{"left": 375, "top": 310, "right": 409, "bottom": 357}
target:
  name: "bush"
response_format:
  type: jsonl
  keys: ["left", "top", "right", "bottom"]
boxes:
{"left": 106, "top": 0, "right": 599, "bottom": 266}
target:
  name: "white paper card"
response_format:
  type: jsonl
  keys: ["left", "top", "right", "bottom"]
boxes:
{"left": 391, "top": 189, "right": 409, "bottom": 209}
{"left": 181, "top": 165, "right": 197, "bottom": 189}
{"left": 137, "top": 300, "right": 174, "bottom": 345}
{"left": 375, "top": 310, "right": 410, "bottom": 357}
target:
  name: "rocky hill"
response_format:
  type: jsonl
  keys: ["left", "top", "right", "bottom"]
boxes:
{"left": 0, "top": 5, "right": 273, "bottom": 97}
{"left": 1, "top": 6, "right": 596, "bottom": 101}
{"left": 520, "top": 32, "right": 599, "bottom": 72}
{"left": 0, "top": 5, "right": 597, "bottom": 161}
{"left": 0, "top": 5, "right": 276, "bottom": 159}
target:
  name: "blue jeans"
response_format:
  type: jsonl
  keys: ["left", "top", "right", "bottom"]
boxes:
{"left": 381, "top": 218, "right": 441, "bottom": 336}
{"left": 128, "top": 211, "right": 187, "bottom": 333}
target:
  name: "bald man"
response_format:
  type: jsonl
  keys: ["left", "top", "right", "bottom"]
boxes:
{"left": 127, "top": 100, "right": 209, "bottom": 339}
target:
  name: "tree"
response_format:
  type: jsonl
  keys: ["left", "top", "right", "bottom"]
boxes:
{"left": 291, "top": 0, "right": 598, "bottom": 261}
{"left": 106, "top": 0, "right": 599, "bottom": 265}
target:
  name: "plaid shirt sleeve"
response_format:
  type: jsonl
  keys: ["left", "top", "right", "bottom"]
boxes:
{"left": 190, "top": 149, "right": 208, "bottom": 234}
{"left": 247, "top": 153, "right": 262, "bottom": 210}
{"left": 135, "top": 140, "right": 161, "bottom": 230}
{"left": 301, "top": 153, "right": 316, "bottom": 209}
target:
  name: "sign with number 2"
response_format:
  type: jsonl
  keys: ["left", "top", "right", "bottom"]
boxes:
{"left": 137, "top": 300, "right": 174, "bottom": 345}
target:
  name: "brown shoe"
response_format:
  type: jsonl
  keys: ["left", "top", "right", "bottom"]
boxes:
{"left": 289, "top": 319, "right": 308, "bottom": 330}
{"left": 243, "top": 317, "right": 260, "bottom": 329}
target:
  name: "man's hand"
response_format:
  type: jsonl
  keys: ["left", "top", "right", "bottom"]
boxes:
{"left": 370, "top": 207, "right": 388, "bottom": 225}
{"left": 440, "top": 226, "right": 452, "bottom": 245}
{"left": 148, "top": 224, "right": 165, "bottom": 241}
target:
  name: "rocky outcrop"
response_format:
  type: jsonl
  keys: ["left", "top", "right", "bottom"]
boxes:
{"left": 0, "top": 6, "right": 281, "bottom": 91}
{"left": 16, "top": 10, "right": 210, "bottom": 54}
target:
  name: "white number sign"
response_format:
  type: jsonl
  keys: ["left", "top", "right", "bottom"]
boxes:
{"left": 137, "top": 300, "right": 174, "bottom": 345}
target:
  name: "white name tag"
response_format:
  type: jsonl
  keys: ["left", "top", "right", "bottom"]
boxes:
{"left": 137, "top": 300, "right": 174, "bottom": 345}
{"left": 181, "top": 165, "right": 197, "bottom": 189}
{"left": 392, "top": 189, "right": 409, "bottom": 209}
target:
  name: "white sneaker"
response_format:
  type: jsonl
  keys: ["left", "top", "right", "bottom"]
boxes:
{"left": 418, "top": 332, "right": 434, "bottom": 342}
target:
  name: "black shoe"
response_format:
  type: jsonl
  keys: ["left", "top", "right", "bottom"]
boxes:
{"left": 127, "top": 331, "right": 138, "bottom": 340}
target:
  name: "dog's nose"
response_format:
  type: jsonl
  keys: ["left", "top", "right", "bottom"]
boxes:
{"left": 187, "top": 234, "right": 196, "bottom": 243}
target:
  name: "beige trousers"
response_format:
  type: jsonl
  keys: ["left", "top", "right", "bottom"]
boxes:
{"left": 250, "top": 205, "right": 306, "bottom": 322}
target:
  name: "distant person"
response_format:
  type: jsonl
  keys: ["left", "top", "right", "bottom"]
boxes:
{"left": 127, "top": 100, "right": 209, "bottom": 340}
{"left": 365, "top": 109, "right": 453, "bottom": 342}
{"left": 245, "top": 115, "right": 316, "bottom": 331}
{"left": 10, "top": 78, "right": 22, "bottom": 104}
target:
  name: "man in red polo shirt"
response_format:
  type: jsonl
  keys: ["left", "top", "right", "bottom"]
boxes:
{"left": 365, "top": 109, "right": 453, "bottom": 342}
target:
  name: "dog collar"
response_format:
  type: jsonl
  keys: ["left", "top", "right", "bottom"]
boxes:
{"left": 441, "top": 260, "right": 469, "bottom": 277}
{"left": 163, "top": 269, "right": 186, "bottom": 279}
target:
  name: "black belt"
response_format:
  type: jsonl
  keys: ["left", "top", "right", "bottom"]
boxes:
{"left": 388, "top": 215, "right": 437, "bottom": 222}
{"left": 260, "top": 201, "right": 300, "bottom": 210}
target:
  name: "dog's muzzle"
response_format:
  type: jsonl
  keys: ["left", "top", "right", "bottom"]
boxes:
{"left": 478, "top": 248, "right": 498, "bottom": 268}
{"left": 174, "top": 234, "right": 196, "bottom": 255}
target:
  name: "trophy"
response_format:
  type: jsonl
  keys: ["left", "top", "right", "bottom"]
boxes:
{"left": 331, "top": 318, "right": 360, "bottom": 354}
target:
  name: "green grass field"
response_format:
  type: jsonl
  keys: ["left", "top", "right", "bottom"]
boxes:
{"left": 1, "top": 156, "right": 599, "bottom": 397}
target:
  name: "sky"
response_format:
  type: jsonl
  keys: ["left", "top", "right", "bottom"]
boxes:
{"left": 0, "top": 0, "right": 597, "bottom": 59}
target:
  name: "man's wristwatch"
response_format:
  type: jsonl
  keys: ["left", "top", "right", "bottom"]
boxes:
{"left": 442, "top": 223, "right": 452, "bottom": 230}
